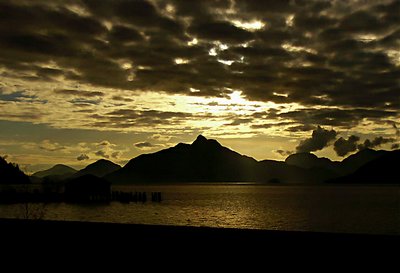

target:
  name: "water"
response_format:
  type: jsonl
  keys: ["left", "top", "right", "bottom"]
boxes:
{"left": 0, "top": 184, "right": 399, "bottom": 235}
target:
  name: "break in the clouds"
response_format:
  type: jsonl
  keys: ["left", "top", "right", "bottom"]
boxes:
{"left": 0, "top": 0, "right": 399, "bottom": 165}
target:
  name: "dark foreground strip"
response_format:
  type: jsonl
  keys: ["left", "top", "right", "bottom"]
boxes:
{"left": 1, "top": 218, "right": 397, "bottom": 243}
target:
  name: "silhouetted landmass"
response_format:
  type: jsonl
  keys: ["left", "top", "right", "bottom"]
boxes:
{"left": 16, "top": 159, "right": 121, "bottom": 197}
{"left": 64, "top": 174, "right": 111, "bottom": 202}
{"left": 105, "top": 135, "right": 400, "bottom": 184}
{"left": 257, "top": 159, "right": 322, "bottom": 183}
{"left": 19, "top": 136, "right": 400, "bottom": 185}
{"left": 285, "top": 153, "right": 338, "bottom": 172}
{"left": 0, "top": 156, "right": 30, "bottom": 184}
{"left": 327, "top": 150, "right": 400, "bottom": 184}
{"left": 106, "top": 135, "right": 261, "bottom": 183}
{"left": 72, "top": 159, "right": 121, "bottom": 178}
{"left": 32, "top": 164, "right": 77, "bottom": 178}
{"left": 339, "top": 148, "right": 389, "bottom": 175}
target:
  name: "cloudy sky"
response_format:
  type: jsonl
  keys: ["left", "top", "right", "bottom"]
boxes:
{"left": 0, "top": 0, "right": 399, "bottom": 172}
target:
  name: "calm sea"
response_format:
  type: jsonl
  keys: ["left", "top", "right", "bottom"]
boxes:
{"left": 0, "top": 184, "right": 399, "bottom": 235}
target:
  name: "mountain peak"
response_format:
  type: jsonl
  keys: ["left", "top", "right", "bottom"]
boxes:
{"left": 193, "top": 134, "right": 207, "bottom": 144}
{"left": 32, "top": 164, "right": 76, "bottom": 178}
{"left": 191, "top": 135, "right": 222, "bottom": 149}
{"left": 87, "top": 159, "right": 121, "bottom": 169}
{"left": 76, "top": 159, "right": 121, "bottom": 178}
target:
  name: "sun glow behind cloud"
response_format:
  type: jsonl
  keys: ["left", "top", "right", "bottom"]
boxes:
{"left": 0, "top": 0, "right": 399, "bottom": 169}
{"left": 232, "top": 20, "right": 265, "bottom": 31}
{"left": 1, "top": 68, "right": 309, "bottom": 143}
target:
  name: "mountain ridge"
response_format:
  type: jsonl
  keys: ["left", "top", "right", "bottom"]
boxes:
{"left": 32, "top": 164, "right": 77, "bottom": 178}
{"left": 72, "top": 159, "right": 121, "bottom": 178}
{"left": 21, "top": 135, "right": 399, "bottom": 185}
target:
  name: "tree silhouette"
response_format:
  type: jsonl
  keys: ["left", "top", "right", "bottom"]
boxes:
{"left": 0, "top": 156, "right": 30, "bottom": 184}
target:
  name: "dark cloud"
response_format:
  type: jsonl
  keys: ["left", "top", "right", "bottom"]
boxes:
{"left": 274, "top": 149, "right": 293, "bottom": 157}
{"left": 77, "top": 154, "right": 89, "bottom": 161}
{"left": 55, "top": 89, "right": 104, "bottom": 97}
{"left": 108, "top": 25, "right": 144, "bottom": 43}
{"left": 111, "top": 96, "right": 134, "bottom": 102}
{"left": 296, "top": 126, "right": 337, "bottom": 153}
{"left": 392, "top": 123, "right": 400, "bottom": 137}
{"left": 97, "top": 140, "right": 114, "bottom": 146}
{"left": 276, "top": 108, "right": 398, "bottom": 129}
{"left": 391, "top": 144, "right": 399, "bottom": 149}
{"left": 0, "top": 0, "right": 399, "bottom": 130}
{"left": 88, "top": 109, "right": 193, "bottom": 128}
{"left": 83, "top": 0, "right": 184, "bottom": 34}
{"left": 111, "top": 151, "right": 121, "bottom": 159}
{"left": 226, "top": 118, "right": 253, "bottom": 126}
{"left": 358, "top": 136, "right": 395, "bottom": 150}
{"left": 238, "top": 0, "right": 294, "bottom": 14}
{"left": 95, "top": 150, "right": 110, "bottom": 159}
{"left": 294, "top": 13, "right": 337, "bottom": 31}
{"left": 134, "top": 142, "right": 154, "bottom": 149}
{"left": 334, "top": 135, "right": 360, "bottom": 157}
{"left": 0, "top": 91, "right": 36, "bottom": 102}
{"left": 69, "top": 98, "right": 101, "bottom": 106}
{"left": 189, "top": 21, "right": 254, "bottom": 43}
{"left": 286, "top": 124, "right": 315, "bottom": 132}
{"left": 0, "top": 111, "right": 43, "bottom": 121}
{"left": 251, "top": 121, "right": 293, "bottom": 129}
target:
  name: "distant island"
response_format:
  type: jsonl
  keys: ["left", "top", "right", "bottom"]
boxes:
{"left": 1, "top": 135, "right": 399, "bottom": 185}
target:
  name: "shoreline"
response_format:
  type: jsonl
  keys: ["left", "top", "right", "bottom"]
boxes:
{"left": 2, "top": 218, "right": 397, "bottom": 241}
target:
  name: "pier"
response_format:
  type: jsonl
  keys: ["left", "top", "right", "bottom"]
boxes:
{"left": 0, "top": 185, "right": 162, "bottom": 204}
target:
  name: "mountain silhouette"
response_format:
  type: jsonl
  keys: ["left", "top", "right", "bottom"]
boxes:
{"left": 327, "top": 150, "right": 400, "bottom": 184}
{"left": 105, "top": 135, "right": 400, "bottom": 184}
{"left": 73, "top": 159, "right": 121, "bottom": 178}
{"left": 25, "top": 136, "right": 399, "bottom": 185}
{"left": 105, "top": 135, "right": 328, "bottom": 184}
{"left": 339, "top": 148, "right": 388, "bottom": 175}
{"left": 105, "top": 135, "right": 261, "bottom": 183}
{"left": 0, "top": 156, "right": 30, "bottom": 184}
{"left": 284, "top": 149, "right": 393, "bottom": 177}
{"left": 32, "top": 164, "right": 77, "bottom": 178}
{"left": 257, "top": 159, "right": 321, "bottom": 183}
{"left": 285, "top": 153, "right": 338, "bottom": 172}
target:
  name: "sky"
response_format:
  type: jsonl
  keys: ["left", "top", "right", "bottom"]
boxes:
{"left": 0, "top": 0, "right": 399, "bottom": 173}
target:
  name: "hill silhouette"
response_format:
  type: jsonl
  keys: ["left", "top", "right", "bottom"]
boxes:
{"left": 339, "top": 148, "right": 388, "bottom": 175}
{"left": 32, "top": 164, "right": 77, "bottom": 178}
{"left": 284, "top": 149, "right": 391, "bottom": 177}
{"left": 0, "top": 156, "right": 30, "bottom": 184}
{"left": 73, "top": 159, "right": 121, "bottom": 178}
{"left": 327, "top": 150, "right": 400, "bottom": 184}
{"left": 257, "top": 159, "right": 322, "bottom": 183}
